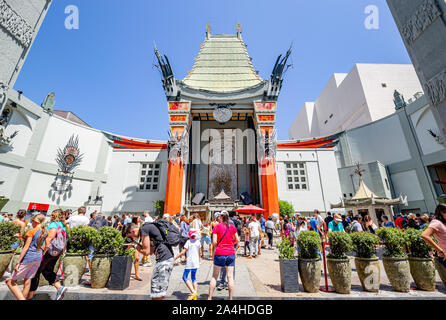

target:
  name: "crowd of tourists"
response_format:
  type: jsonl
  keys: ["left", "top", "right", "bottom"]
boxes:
{"left": 2, "top": 203, "right": 446, "bottom": 301}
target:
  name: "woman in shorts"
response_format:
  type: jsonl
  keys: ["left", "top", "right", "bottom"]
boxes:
{"left": 6, "top": 214, "right": 47, "bottom": 300}
{"left": 208, "top": 211, "right": 240, "bottom": 300}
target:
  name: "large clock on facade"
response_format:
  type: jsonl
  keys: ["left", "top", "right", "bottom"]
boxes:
{"left": 213, "top": 105, "right": 233, "bottom": 124}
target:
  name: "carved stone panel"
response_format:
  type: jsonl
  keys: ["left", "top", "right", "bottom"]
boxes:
{"left": 0, "top": 0, "right": 33, "bottom": 47}
{"left": 425, "top": 70, "right": 446, "bottom": 106}
{"left": 401, "top": 0, "right": 442, "bottom": 45}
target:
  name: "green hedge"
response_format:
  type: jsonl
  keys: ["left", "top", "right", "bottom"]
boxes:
{"left": 297, "top": 231, "right": 321, "bottom": 259}
{"left": 67, "top": 226, "right": 98, "bottom": 254}
{"left": 277, "top": 236, "right": 295, "bottom": 260}
{"left": 0, "top": 222, "right": 21, "bottom": 251}
{"left": 405, "top": 228, "right": 431, "bottom": 258}
{"left": 350, "top": 232, "right": 379, "bottom": 258}
{"left": 376, "top": 227, "right": 408, "bottom": 258}
{"left": 327, "top": 231, "right": 352, "bottom": 259}
{"left": 92, "top": 226, "right": 124, "bottom": 255}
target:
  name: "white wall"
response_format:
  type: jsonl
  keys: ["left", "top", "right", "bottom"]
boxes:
{"left": 288, "top": 64, "right": 423, "bottom": 139}
{"left": 22, "top": 171, "right": 93, "bottom": 207}
{"left": 346, "top": 114, "right": 412, "bottom": 165}
{"left": 36, "top": 116, "right": 105, "bottom": 173}
{"left": 3, "top": 108, "right": 36, "bottom": 157}
{"left": 410, "top": 104, "right": 445, "bottom": 155}
{"left": 101, "top": 149, "right": 168, "bottom": 214}
{"left": 276, "top": 149, "right": 342, "bottom": 213}
{"left": 0, "top": 163, "right": 20, "bottom": 198}
{"left": 358, "top": 64, "right": 423, "bottom": 121}
{"left": 289, "top": 102, "right": 317, "bottom": 139}
{"left": 390, "top": 170, "right": 424, "bottom": 201}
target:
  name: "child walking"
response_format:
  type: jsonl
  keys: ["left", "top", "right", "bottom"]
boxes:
{"left": 174, "top": 228, "right": 202, "bottom": 300}
{"left": 6, "top": 214, "right": 47, "bottom": 300}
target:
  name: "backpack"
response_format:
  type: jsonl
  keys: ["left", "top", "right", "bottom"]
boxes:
{"left": 152, "top": 220, "right": 181, "bottom": 247}
{"left": 48, "top": 223, "right": 67, "bottom": 257}
{"left": 345, "top": 222, "right": 355, "bottom": 234}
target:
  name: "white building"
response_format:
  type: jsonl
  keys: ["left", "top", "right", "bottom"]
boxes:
{"left": 289, "top": 64, "right": 423, "bottom": 139}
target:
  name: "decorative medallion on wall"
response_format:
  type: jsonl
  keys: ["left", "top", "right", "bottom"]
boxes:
{"left": 51, "top": 135, "right": 83, "bottom": 195}
{"left": 0, "top": 0, "right": 34, "bottom": 48}
{"left": 56, "top": 135, "right": 83, "bottom": 175}
{"left": 213, "top": 105, "right": 233, "bottom": 124}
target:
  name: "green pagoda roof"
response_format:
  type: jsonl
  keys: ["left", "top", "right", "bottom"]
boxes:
{"left": 181, "top": 33, "right": 263, "bottom": 93}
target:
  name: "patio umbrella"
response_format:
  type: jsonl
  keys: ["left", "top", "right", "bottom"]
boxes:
{"left": 235, "top": 204, "right": 265, "bottom": 213}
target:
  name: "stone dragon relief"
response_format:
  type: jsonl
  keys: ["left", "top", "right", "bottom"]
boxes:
{"left": 0, "top": 0, "right": 34, "bottom": 48}
{"left": 401, "top": 0, "right": 442, "bottom": 45}
{"left": 425, "top": 70, "right": 446, "bottom": 107}
{"left": 257, "top": 129, "right": 277, "bottom": 162}
{"left": 168, "top": 128, "right": 189, "bottom": 164}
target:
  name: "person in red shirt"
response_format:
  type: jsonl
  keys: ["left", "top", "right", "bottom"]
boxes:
{"left": 208, "top": 211, "right": 240, "bottom": 300}
{"left": 395, "top": 214, "right": 403, "bottom": 229}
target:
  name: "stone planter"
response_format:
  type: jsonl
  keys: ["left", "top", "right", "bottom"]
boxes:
{"left": 354, "top": 257, "right": 380, "bottom": 292}
{"left": 11, "top": 252, "right": 60, "bottom": 286}
{"left": 409, "top": 257, "right": 436, "bottom": 291}
{"left": 382, "top": 256, "right": 411, "bottom": 292}
{"left": 298, "top": 258, "right": 321, "bottom": 293}
{"left": 108, "top": 255, "right": 132, "bottom": 290}
{"left": 0, "top": 250, "right": 14, "bottom": 280}
{"left": 327, "top": 258, "right": 351, "bottom": 294}
{"left": 434, "top": 257, "right": 446, "bottom": 287}
{"left": 63, "top": 253, "right": 88, "bottom": 287}
{"left": 91, "top": 254, "right": 114, "bottom": 289}
{"left": 279, "top": 259, "right": 299, "bottom": 293}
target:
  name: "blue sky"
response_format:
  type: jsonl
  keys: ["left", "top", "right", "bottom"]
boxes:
{"left": 15, "top": 0, "right": 412, "bottom": 140}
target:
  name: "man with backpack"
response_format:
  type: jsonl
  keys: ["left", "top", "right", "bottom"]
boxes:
{"left": 133, "top": 213, "right": 180, "bottom": 300}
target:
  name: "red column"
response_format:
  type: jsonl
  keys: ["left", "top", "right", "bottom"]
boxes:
{"left": 164, "top": 160, "right": 184, "bottom": 215}
{"left": 260, "top": 158, "right": 279, "bottom": 219}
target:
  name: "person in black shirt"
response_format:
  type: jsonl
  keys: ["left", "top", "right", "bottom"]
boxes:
{"left": 133, "top": 221, "right": 174, "bottom": 300}
{"left": 324, "top": 212, "right": 334, "bottom": 232}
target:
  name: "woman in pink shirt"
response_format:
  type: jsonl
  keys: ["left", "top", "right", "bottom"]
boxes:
{"left": 208, "top": 211, "right": 240, "bottom": 300}
{"left": 422, "top": 204, "right": 446, "bottom": 268}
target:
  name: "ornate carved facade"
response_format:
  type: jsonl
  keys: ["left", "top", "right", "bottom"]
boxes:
{"left": 0, "top": 0, "right": 34, "bottom": 48}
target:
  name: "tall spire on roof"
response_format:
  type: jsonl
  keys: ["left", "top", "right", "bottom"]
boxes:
{"left": 236, "top": 22, "right": 242, "bottom": 39}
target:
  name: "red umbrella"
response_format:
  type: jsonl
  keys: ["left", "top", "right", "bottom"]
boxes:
{"left": 235, "top": 204, "right": 265, "bottom": 213}
{"left": 435, "top": 180, "right": 446, "bottom": 184}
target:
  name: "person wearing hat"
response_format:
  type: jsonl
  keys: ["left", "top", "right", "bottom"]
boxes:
{"left": 174, "top": 228, "right": 202, "bottom": 300}
{"left": 328, "top": 214, "right": 345, "bottom": 232}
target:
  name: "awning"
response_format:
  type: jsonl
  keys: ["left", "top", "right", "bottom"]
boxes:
{"left": 27, "top": 203, "right": 50, "bottom": 211}
{"left": 235, "top": 204, "right": 265, "bottom": 213}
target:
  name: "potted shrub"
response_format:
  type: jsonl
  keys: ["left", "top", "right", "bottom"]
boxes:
{"left": 406, "top": 228, "right": 436, "bottom": 291}
{"left": 351, "top": 232, "right": 380, "bottom": 292}
{"left": 376, "top": 227, "right": 411, "bottom": 292}
{"left": 108, "top": 247, "right": 135, "bottom": 290}
{"left": 297, "top": 231, "right": 321, "bottom": 292}
{"left": 63, "top": 226, "right": 98, "bottom": 287}
{"left": 327, "top": 231, "right": 353, "bottom": 294}
{"left": 278, "top": 236, "right": 299, "bottom": 292}
{"left": 0, "top": 222, "right": 21, "bottom": 279}
{"left": 90, "top": 227, "right": 123, "bottom": 288}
